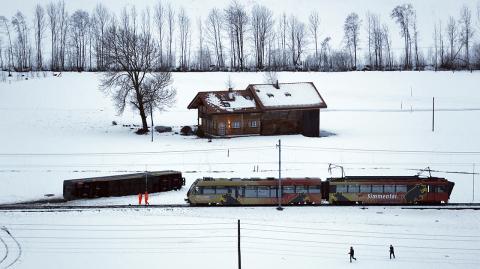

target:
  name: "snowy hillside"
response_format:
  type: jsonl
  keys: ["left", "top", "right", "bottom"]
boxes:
{"left": 0, "top": 71, "right": 479, "bottom": 204}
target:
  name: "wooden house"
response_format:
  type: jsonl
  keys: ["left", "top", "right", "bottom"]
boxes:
{"left": 187, "top": 82, "right": 327, "bottom": 137}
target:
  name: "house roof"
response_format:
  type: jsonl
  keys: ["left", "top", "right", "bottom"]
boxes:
{"left": 187, "top": 82, "right": 327, "bottom": 114}
{"left": 247, "top": 82, "right": 327, "bottom": 110}
{"left": 187, "top": 90, "right": 260, "bottom": 114}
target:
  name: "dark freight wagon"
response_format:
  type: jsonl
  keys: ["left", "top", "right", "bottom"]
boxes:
{"left": 63, "top": 170, "right": 185, "bottom": 201}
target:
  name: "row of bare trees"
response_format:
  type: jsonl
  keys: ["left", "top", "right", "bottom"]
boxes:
{"left": 1, "top": 0, "right": 480, "bottom": 73}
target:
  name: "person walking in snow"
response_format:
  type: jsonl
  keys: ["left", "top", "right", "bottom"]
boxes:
{"left": 389, "top": 244, "right": 395, "bottom": 259}
{"left": 349, "top": 246, "right": 357, "bottom": 262}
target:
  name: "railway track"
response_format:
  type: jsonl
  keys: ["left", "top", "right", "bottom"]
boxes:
{"left": 0, "top": 203, "right": 479, "bottom": 211}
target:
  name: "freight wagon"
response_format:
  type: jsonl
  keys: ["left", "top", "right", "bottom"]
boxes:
{"left": 63, "top": 170, "right": 185, "bottom": 201}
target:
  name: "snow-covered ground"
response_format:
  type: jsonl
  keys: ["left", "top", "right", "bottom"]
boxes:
{"left": 1, "top": 71, "right": 480, "bottom": 268}
{"left": 0, "top": 206, "right": 479, "bottom": 269}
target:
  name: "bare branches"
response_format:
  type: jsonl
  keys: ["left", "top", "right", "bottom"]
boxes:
{"left": 251, "top": 4, "right": 273, "bottom": 70}
{"left": 344, "top": 12, "right": 361, "bottom": 69}
{"left": 100, "top": 8, "right": 175, "bottom": 133}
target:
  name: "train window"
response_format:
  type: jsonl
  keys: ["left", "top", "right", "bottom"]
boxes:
{"left": 283, "top": 186, "right": 295, "bottom": 194}
{"left": 258, "top": 187, "right": 269, "bottom": 197}
{"left": 372, "top": 185, "right": 383, "bottom": 193}
{"left": 384, "top": 185, "right": 395, "bottom": 193}
{"left": 360, "top": 185, "right": 371, "bottom": 193}
{"left": 428, "top": 185, "right": 436, "bottom": 193}
{"left": 296, "top": 186, "right": 307, "bottom": 193}
{"left": 245, "top": 186, "right": 257, "bottom": 197}
{"left": 216, "top": 187, "right": 228, "bottom": 194}
{"left": 309, "top": 186, "right": 321, "bottom": 193}
{"left": 347, "top": 185, "right": 359, "bottom": 193}
{"left": 203, "top": 187, "right": 215, "bottom": 194}
{"left": 437, "top": 186, "right": 445, "bottom": 193}
{"left": 336, "top": 185, "right": 347, "bottom": 193}
{"left": 395, "top": 185, "right": 407, "bottom": 193}
{"left": 194, "top": 187, "right": 201, "bottom": 194}
{"left": 270, "top": 187, "right": 278, "bottom": 198}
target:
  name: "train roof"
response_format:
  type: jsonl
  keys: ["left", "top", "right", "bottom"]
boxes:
{"left": 64, "top": 170, "right": 181, "bottom": 183}
{"left": 198, "top": 177, "right": 322, "bottom": 182}
{"left": 327, "top": 175, "right": 449, "bottom": 182}
{"left": 193, "top": 177, "right": 322, "bottom": 186}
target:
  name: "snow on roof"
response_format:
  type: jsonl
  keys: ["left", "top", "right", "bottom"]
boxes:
{"left": 251, "top": 82, "right": 325, "bottom": 108}
{"left": 205, "top": 92, "right": 257, "bottom": 112}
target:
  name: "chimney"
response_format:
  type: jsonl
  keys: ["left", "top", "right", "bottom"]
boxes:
{"left": 228, "top": 87, "right": 234, "bottom": 100}
{"left": 274, "top": 80, "right": 279, "bottom": 89}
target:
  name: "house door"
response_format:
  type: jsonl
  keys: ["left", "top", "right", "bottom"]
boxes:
{"left": 218, "top": 122, "right": 226, "bottom": 136}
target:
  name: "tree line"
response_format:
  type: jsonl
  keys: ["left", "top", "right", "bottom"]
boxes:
{"left": 1, "top": 0, "right": 480, "bottom": 73}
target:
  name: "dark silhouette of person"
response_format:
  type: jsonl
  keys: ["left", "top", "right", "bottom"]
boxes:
{"left": 389, "top": 245, "right": 395, "bottom": 259}
{"left": 349, "top": 246, "right": 357, "bottom": 262}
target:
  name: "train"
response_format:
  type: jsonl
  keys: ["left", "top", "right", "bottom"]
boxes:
{"left": 63, "top": 170, "right": 185, "bottom": 201}
{"left": 186, "top": 175, "right": 455, "bottom": 206}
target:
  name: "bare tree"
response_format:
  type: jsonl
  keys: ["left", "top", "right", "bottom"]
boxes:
{"left": 0, "top": 16, "right": 14, "bottom": 74}
{"left": 143, "top": 72, "right": 177, "bottom": 118}
{"left": 459, "top": 5, "right": 474, "bottom": 68}
{"left": 33, "top": 5, "right": 46, "bottom": 70}
{"left": 47, "top": 1, "right": 68, "bottom": 70}
{"left": 154, "top": 1, "right": 165, "bottom": 68}
{"left": 263, "top": 70, "right": 278, "bottom": 84}
{"left": 206, "top": 8, "right": 224, "bottom": 68}
{"left": 279, "top": 13, "right": 288, "bottom": 67}
{"left": 70, "top": 10, "right": 89, "bottom": 71}
{"left": 57, "top": 1, "right": 69, "bottom": 70}
{"left": 309, "top": 11, "right": 320, "bottom": 68}
{"left": 446, "top": 16, "right": 459, "bottom": 67}
{"left": 411, "top": 11, "right": 420, "bottom": 69}
{"left": 225, "top": 0, "right": 248, "bottom": 71}
{"left": 288, "top": 15, "right": 306, "bottom": 68}
{"left": 320, "top": 37, "right": 331, "bottom": 71}
{"left": 101, "top": 8, "right": 161, "bottom": 133}
{"left": 166, "top": 3, "right": 175, "bottom": 69}
{"left": 46, "top": 2, "right": 58, "bottom": 70}
{"left": 11, "top": 11, "right": 30, "bottom": 71}
{"left": 251, "top": 4, "right": 273, "bottom": 70}
{"left": 91, "top": 3, "right": 110, "bottom": 70}
{"left": 391, "top": 4, "right": 414, "bottom": 69}
{"left": 178, "top": 7, "right": 190, "bottom": 70}
{"left": 344, "top": 12, "right": 361, "bottom": 69}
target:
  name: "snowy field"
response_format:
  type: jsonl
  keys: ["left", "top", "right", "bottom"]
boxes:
{"left": 0, "top": 206, "right": 479, "bottom": 269}
{"left": 1, "top": 71, "right": 480, "bottom": 268}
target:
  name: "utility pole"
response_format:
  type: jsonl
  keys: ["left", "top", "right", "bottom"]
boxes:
{"left": 150, "top": 105, "right": 154, "bottom": 142}
{"left": 276, "top": 139, "right": 283, "bottom": 211}
{"left": 237, "top": 219, "right": 241, "bottom": 269}
{"left": 473, "top": 163, "right": 476, "bottom": 202}
{"left": 432, "top": 97, "right": 435, "bottom": 132}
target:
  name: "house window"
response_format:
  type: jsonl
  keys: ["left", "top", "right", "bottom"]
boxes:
{"left": 267, "top": 93, "right": 274, "bottom": 98}
{"left": 250, "top": 120, "right": 257, "bottom": 128}
{"left": 284, "top": 92, "right": 291, "bottom": 96}
{"left": 232, "top": 121, "right": 241, "bottom": 128}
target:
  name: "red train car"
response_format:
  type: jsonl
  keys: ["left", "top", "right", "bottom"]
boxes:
{"left": 326, "top": 176, "right": 455, "bottom": 205}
